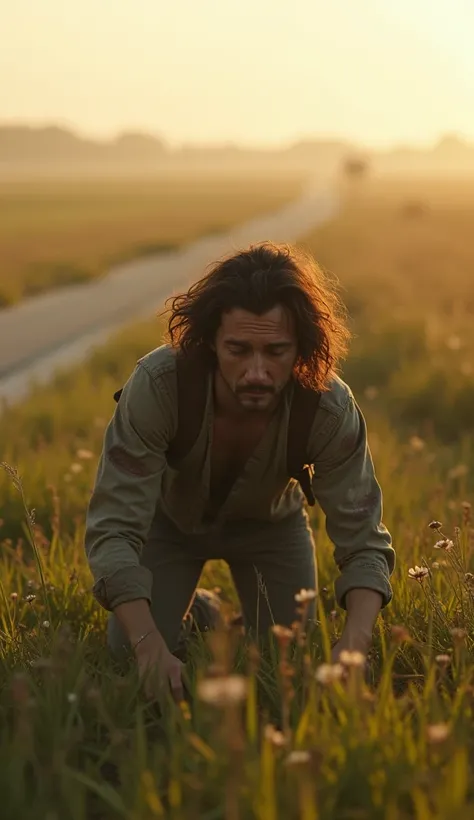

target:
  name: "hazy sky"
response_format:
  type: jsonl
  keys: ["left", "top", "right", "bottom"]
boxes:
{"left": 3, "top": 0, "right": 474, "bottom": 148}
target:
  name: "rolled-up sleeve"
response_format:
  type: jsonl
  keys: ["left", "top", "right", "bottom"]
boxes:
{"left": 310, "top": 392, "right": 395, "bottom": 610}
{"left": 84, "top": 362, "right": 175, "bottom": 611}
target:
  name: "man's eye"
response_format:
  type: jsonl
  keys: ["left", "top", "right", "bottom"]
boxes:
{"left": 229, "top": 347, "right": 245, "bottom": 356}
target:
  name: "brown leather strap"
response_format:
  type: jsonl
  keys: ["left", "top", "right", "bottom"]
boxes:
{"left": 287, "top": 381, "right": 321, "bottom": 506}
{"left": 167, "top": 347, "right": 210, "bottom": 462}
{"left": 113, "top": 347, "right": 210, "bottom": 464}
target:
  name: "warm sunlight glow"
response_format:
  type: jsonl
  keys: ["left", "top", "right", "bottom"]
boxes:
{"left": 3, "top": 0, "right": 474, "bottom": 147}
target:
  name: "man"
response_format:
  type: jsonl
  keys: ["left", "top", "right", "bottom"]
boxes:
{"left": 84, "top": 242, "right": 395, "bottom": 701}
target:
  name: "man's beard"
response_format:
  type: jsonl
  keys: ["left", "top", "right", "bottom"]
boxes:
{"left": 218, "top": 369, "right": 279, "bottom": 412}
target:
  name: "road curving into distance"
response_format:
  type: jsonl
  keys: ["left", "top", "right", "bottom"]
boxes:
{"left": 0, "top": 179, "right": 338, "bottom": 409}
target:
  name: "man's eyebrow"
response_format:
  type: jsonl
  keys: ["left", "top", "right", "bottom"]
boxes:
{"left": 224, "top": 339, "right": 292, "bottom": 348}
{"left": 266, "top": 341, "right": 293, "bottom": 349}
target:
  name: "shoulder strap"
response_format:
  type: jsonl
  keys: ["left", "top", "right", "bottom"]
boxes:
{"left": 112, "top": 347, "right": 210, "bottom": 463}
{"left": 287, "top": 381, "right": 321, "bottom": 506}
{"left": 167, "top": 347, "right": 209, "bottom": 462}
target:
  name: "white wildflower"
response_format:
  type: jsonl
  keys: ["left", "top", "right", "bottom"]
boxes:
{"left": 42, "top": 620, "right": 50, "bottom": 629}
{"left": 339, "top": 650, "right": 365, "bottom": 668}
{"left": 285, "top": 750, "right": 311, "bottom": 766}
{"left": 435, "top": 654, "right": 451, "bottom": 668}
{"left": 67, "top": 692, "right": 78, "bottom": 704}
{"left": 294, "top": 588, "right": 317, "bottom": 603}
{"left": 197, "top": 675, "right": 247, "bottom": 706}
{"left": 434, "top": 539, "right": 454, "bottom": 551}
{"left": 315, "top": 663, "right": 344, "bottom": 684}
{"left": 76, "top": 449, "right": 94, "bottom": 460}
{"left": 408, "top": 566, "right": 429, "bottom": 581}
{"left": 264, "top": 725, "right": 286, "bottom": 747}
{"left": 271, "top": 625, "right": 294, "bottom": 643}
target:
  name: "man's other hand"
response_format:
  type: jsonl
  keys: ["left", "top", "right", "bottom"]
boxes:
{"left": 134, "top": 631, "right": 185, "bottom": 702}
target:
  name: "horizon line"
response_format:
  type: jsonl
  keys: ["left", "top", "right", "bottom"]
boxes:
{"left": 2, "top": 119, "right": 474, "bottom": 155}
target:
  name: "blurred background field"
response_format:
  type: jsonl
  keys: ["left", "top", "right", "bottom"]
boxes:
{"left": 0, "top": 173, "right": 302, "bottom": 306}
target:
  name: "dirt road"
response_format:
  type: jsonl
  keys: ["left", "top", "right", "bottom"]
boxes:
{"left": 0, "top": 181, "right": 338, "bottom": 407}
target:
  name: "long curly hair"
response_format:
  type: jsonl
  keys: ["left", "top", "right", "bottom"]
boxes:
{"left": 163, "top": 241, "right": 351, "bottom": 391}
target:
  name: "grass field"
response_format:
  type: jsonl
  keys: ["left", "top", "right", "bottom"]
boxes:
{"left": 0, "top": 173, "right": 302, "bottom": 307}
{"left": 1, "top": 176, "right": 474, "bottom": 819}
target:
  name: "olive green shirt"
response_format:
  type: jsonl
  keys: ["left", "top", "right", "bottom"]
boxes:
{"left": 85, "top": 344, "right": 395, "bottom": 612}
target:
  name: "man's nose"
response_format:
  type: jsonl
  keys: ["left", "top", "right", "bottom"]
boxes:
{"left": 246, "top": 355, "right": 270, "bottom": 382}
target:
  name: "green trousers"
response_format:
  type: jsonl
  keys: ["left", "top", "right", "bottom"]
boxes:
{"left": 107, "top": 507, "right": 317, "bottom": 659}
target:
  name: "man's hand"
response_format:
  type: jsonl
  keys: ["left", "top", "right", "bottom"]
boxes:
{"left": 330, "top": 629, "right": 371, "bottom": 664}
{"left": 134, "top": 631, "right": 185, "bottom": 703}
{"left": 330, "top": 588, "right": 383, "bottom": 664}
{"left": 114, "top": 599, "right": 185, "bottom": 703}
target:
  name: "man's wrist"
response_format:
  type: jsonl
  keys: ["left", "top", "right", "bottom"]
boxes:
{"left": 340, "top": 624, "right": 372, "bottom": 651}
{"left": 133, "top": 628, "right": 168, "bottom": 658}
{"left": 131, "top": 628, "right": 158, "bottom": 653}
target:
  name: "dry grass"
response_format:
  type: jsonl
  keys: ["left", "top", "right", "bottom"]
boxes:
{"left": 0, "top": 173, "right": 302, "bottom": 306}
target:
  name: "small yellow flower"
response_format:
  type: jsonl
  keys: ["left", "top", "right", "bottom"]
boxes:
{"left": 70, "top": 463, "right": 83, "bottom": 474}
{"left": 10, "top": 592, "right": 18, "bottom": 601}
{"left": 294, "top": 588, "right": 317, "bottom": 603}
{"left": 426, "top": 723, "right": 450, "bottom": 743}
{"left": 315, "top": 663, "right": 345, "bottom": 684}
{"left": 197, "top": 675, "right": 248, "bottom": 706}
{"left": 408, "top": 566, "right": 429, "bottom": 581}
